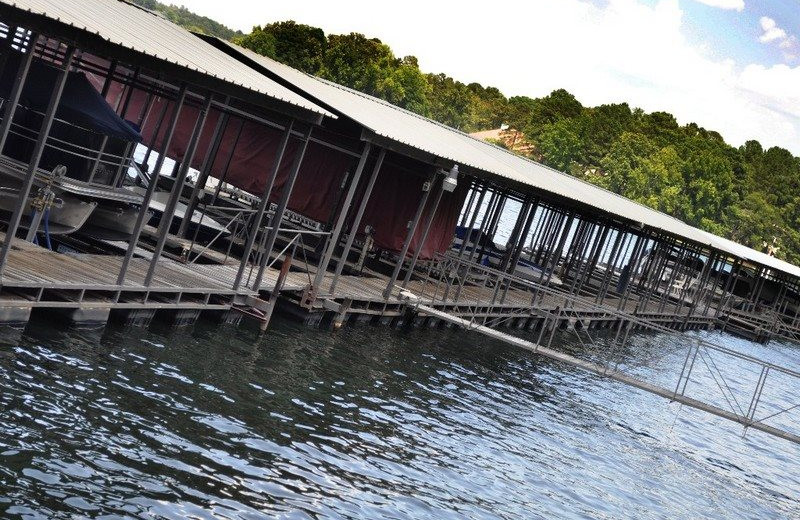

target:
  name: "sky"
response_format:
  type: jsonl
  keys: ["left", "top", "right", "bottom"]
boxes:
{"left": 176, "top": 0, "right": 800, "bottom": 154}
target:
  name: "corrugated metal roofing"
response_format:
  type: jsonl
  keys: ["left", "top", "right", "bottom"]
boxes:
{"left": 0, "top": 0, "right": 332, "bottom": 117}
{"left": 221, "top": 40, "right": 800, "bottom": 280}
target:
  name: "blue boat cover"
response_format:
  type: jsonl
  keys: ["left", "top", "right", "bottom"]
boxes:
{"left": 1, "top": 53, "right": 142, "bottom": 142}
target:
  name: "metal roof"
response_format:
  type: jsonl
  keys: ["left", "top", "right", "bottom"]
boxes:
{"left": 0, "top": 0, "right": 332, "bottom": 118}
{"left": 219, "top": 41, "right": 800, "bottom": 280}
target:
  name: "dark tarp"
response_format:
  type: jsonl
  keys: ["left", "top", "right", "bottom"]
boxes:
{"left": 1, "top": 52, "right": 142, "bottom": 142}
{"left": 116, "top": 86, "right": 467, "bottom": 259}
{"left": 357, "top": 161, "right": 469, "bottom": 260}
{"left": 135, "top": 95, "right": 354, "bottom": 224}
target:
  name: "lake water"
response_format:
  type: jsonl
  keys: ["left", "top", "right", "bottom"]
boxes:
{"left": 0, "top": 317, "right": 798, "bottom": 519}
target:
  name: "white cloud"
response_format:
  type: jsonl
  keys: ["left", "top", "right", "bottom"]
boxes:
{"left": 179, "top": 0, "right": 800, "bottom": 154}
{"left": 759, "top": 16, "right": 787, "bottom": 43}
{"left": 692, "top": 0, "right": 744, "bottom": 11}
{"left": 758, "top": 16, "right": 797, "bottom": 62}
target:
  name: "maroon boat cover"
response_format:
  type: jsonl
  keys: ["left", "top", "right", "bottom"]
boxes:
{"left": 95, "top": 74, "right": 467, "bottom": 259}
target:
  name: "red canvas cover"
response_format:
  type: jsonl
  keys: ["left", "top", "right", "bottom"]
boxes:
{"left": 358, "top": 162, "right": 468, "bottom": 259}
{"left": 94, "top": 76, "right": 466, "bottom": 258}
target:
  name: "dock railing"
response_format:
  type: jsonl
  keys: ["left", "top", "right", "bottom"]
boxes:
{"left": 406, "top": 252, "right": 800, "bottom": 444}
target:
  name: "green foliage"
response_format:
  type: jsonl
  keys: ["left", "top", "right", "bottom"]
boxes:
{"left": 537, "top": 119, "right": 583, "bottom": 172}
{"left": 425, "top": 73, "right": 475, "bottom": 130}
{"left": 234, "top": 21, "right": 326, "bottom": 74}
{"left": 319, "top": 34, "right": 430, "bottom": 113}
{"left": 128, "top": 0, "right": 242, "bottom": 40}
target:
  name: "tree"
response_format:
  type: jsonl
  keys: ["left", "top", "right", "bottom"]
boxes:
{"left": 425, "top": 73, "right": 475, "bottom": 130}
{"left": 537, "top": 119, "right": 583, "bottom": 172}
{"left": 598, "top": 132, "right": 658, "bottom": 195}
{"left": 525, "top": 89, "right": 584, "bottom": 140}
{"left": 505, "top": 96, "right": 537, "bottom": 132}
{"left": 235, "top": 21, "right": 326, "bottom": 74}
{"left": 468, "top": 83, "right": 508, "bottom": 131}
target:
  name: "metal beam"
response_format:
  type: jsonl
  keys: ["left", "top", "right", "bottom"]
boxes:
{"left": 0, "top": 45, "right": 73, "bottom": 277}
{"left": 0, "top": 31, "right": 37, "bottom": 154}
{"left": 144, "top": 92, "right": 213, "bottom": 286}
{"left": 251, "top": 126, "right": 313, "bottom": 292}
{"left": 312, "top": 141, "right": 372, "bottom": 293}
{"left": 232, "top": 119, "right": 294, "bottom": 290}
{"left": 329, "top": 147, "right": 386, "bottom": 294}
{"left": 117, "top": 84, "right": 188, "bottom": 285}
{"left": 383, "top": 170, "right": 436, "bottom": 300}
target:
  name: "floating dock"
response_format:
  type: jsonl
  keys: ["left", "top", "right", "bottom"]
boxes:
{"left": 0, "top": 0, "right": 798, "bottom": 446}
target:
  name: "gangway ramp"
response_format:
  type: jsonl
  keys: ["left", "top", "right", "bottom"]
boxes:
{"left": 412, "top": 302, "right": 800, "bottom": 446}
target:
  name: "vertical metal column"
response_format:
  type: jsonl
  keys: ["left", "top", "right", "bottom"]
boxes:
{"left": 383, "top": 170, "right": 437, "bottom": 299}
{"left": 468, "top": 189, "right": 498, "bottom": 263}
{"left": 401, "top": 172, "right": 447, "bottom": 288}
{"left": 329, "top": 148, "right": 386, "bottom": 294}
{"left": 596, "top": 227, "right": 624, "bottom": 304}
{"left": 0, "top": 45, "right": 73, "bottom": 277}
{"left": 251, "top": 127, "right": 313, "bottom": 292}
{"left": 0, "top": 31, "right": 37, "bottom": 154}
{"left": 456, "top": 186, "right": 487, "bottom": 260}
{"left": 312, "top": 142, "right": 373, "bottom": 293}
{"left": 144, "top": 92, "right": 213, "bottom": 286}
{"left": 458, "top": 181, "right": 478, "bottom": 229}
{"left": 499, "top": 196, "right": 530, "bottom": 273}
{"left": 179, "top": 98, "right": 231, "bottom": 237}
{"left": 141, "top": 98, "right": 172, "bottom": 171}
{"left": 232, "top": 120, "right": 294, "bottom": 290}
{"left": 117, "top": 84, "right": 188, "bottom": 285}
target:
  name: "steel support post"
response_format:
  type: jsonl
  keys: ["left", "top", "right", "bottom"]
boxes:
{"left": 312, "top": 141, "right": 372, "bottom": 293}
{"left": 144, "top": 92, "right": 213, "bottom": 286}
{"left": 468, "top": 189, "right": 498, "bottom": 263}
{"left": 456, "top": 186, "right": 487, "bottom": 260}
{"left": 87, "top": 60, "right": 119, "bottom": 182}
{"left": 329, "top": 148, "right": 386, "bottom": 294}
{"left": 581, "top": 222, "right": 610, "bottom": 295}
{"left": 231, "top": 120, "right": 294, "bottom": 291}
{"left": 527, "top": 206, "right": 548, "bottom": 261}
{"left": 383, "top": 170, "right": 437, "bottom": 300}
{"left": 141, "top": 98, "right": 171, "bottom": 171}
{"left": 499, "top": 196, "right": 530, "bottom": 273}
{"left": 535, "top": 209, "right": 564, "bottom": 268}
{"left": 702, "top": 254, "right": 724, "bottom": 316}
{"left": 117, "top": 84, "right": 188, "bottom": 285}
{"left": 179, "top": 98, "right": 231, "bottom": 237}
{"left": 0, "top": 31, "right": 37, "bottom": 154}
{"left": 500, "top": 198, "right": 539, "bottom": 304}
{"left": 458, "top": 182, "right": 478, "bottom": 229}
{"left": 0, "top": 45, "right": 73, "bottom": 277}
{"left": 401, "top": 173, "right": 447, "bottom": 289}
{"left": 716, "top": 259, "right": 741, "bottom": 319}
{"left": 251, "top": 127, "right": 313, "bottom": 292}
{"left": 617, "top": 232, "right": 646, "bottom": 312}
{"left": 444, "top": 185, "right": 487, "bottom": 302}
{"left": 596, "top": 227, "right": 624, "bottom": 304}
{"left": 482, "top": 191, "right": 506, "bottom": 257}
{"left": 540, "top": 212, "right": 574, "bottom": 286}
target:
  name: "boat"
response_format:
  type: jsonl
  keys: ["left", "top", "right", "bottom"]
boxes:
{"left": 128, "top": 187, "right": 230, "bottom": 236}
{"left": 0, "top": 51, "right": 144, "bottom": 240}
{"left": 451, "top": 226, "right": 563, "bottom": 286}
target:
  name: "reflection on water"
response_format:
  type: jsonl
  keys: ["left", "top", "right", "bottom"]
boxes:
{"left": 0, "top": 317, "right": 798, "bottom": 519}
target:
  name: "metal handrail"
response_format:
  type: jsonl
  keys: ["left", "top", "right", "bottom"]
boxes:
{"left": 411, "top": 252, "right": 800, "bottom": 433}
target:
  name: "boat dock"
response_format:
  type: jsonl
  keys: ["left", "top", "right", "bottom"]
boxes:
{"left": 0, "top": 0, "right": 798, "bottom": 446}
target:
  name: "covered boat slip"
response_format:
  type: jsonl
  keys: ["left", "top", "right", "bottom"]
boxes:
{"left": 0, "top": 1, "right": 793, "bottom": 330}
{"left": 0, "top": 1, "right": 798, "bottom": 443}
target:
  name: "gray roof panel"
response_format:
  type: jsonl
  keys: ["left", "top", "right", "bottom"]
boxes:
{"left": 222, "top": 41, "right": 800, "bottom": 279}
{"left": 0, "top": 0, "right": 333, "bottom": 117}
